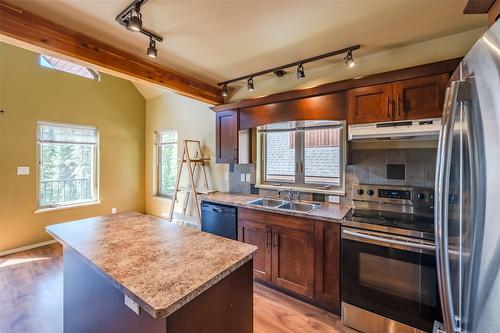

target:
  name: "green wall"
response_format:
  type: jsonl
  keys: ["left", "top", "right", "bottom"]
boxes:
{"left": 0, "top": 42, "right": 146, "bottom": 252}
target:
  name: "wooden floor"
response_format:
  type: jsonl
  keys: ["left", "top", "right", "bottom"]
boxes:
{"left": 0, "top": 244, "right": 356, "bottom": 333}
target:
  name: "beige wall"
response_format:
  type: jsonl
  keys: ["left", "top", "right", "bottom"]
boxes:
{"left": 0, "top": 42, "right": 146, "bottom": 253}
{"left": 228, "top": 27, "right": 486, "bottom": 102}
{"left": 145, "top": 91, "right": 228, "bottom": 220}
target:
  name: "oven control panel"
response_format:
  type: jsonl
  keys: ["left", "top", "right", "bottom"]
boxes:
{"left": 352, "top": 184, "right": 434, "bottom": 206}
{"left": 378, "top": 189, "right": 411, "bottom": 200}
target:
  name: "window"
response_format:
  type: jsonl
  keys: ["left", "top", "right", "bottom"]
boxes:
{"left": 37, "top": 122, "right": 99, "bottom": 209}
{"left": 156, "top": 130, "right": 178, "bottom": 198}
{"left": 39, "top": 55, "right": 100, "bottom": 80}
{"left": 259, "top": 120, "right": 345, "bottom": 193}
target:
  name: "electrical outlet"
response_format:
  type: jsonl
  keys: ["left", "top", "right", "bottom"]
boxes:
{"left": 17, "top": 166, "right": 30, "bottom": 175}
{"left": 245, "top": 173, "right": 251, "bottom": 182}
{"left": 111, "top": 208, "right": 117, "bottom": 214}
{"left": 240, "top": 173, "right": 246, "bottom": 182}
{"left": 124, "top": 295, "right": 140, "bottom": 315}
{"left": 327, "top": 195, "right": 340, "bottom": 204}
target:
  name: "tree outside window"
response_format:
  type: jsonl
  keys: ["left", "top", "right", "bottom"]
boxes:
{"left": 38, "top": 122, "right": 98, "bottom": 208}
{"left": 157, "top": 130, "right": 178, "bottom": 197}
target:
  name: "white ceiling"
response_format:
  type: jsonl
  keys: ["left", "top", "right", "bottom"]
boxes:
{"left": 12, "top": 0, "right": 487, "bottom": 86}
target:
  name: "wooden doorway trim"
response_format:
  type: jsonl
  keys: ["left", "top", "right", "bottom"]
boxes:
{"left": 0, "top": 1, "right": 223, "bottom": 105}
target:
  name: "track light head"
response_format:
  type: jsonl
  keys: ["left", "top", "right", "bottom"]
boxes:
{"left": 273, "top": 69, "right": 286, "bottom": 77}
{"left": 126, "top": 8, "right": 142, "bottom": 32}
{"left": 247, "top": 77, "right": 254, "bottom": 92}
{"left": 296, "top": 63, "right": 305, "bottom": 80}
{"left": 344, "top": 50, "right": 356, "bottom": 68}
{"left": 222, "top": 84, "right": 228, "bottom": 97}
{"left": 147, "top": 38, "right": 157, "bottom": 58}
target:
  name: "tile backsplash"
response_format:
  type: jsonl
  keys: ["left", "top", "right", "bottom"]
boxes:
{"left": 343, "top": 148, "right": 437, "bottom": 204}
{"left": 228, "top": 148, "right": 437, "bottom": 205}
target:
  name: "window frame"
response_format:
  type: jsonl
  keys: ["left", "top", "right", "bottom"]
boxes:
{"left": 36, "top": 121, "right": 100, "bottom": 211}
{"left": 155, "top": 129, "right": 178, "bottom": 199}
{"left": 256, "top": 120, "right": 346, "bottom": 195}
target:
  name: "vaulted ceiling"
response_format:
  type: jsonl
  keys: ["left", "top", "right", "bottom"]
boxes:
{"left": 11, "top": 0, "right": 486, "bottom": 88}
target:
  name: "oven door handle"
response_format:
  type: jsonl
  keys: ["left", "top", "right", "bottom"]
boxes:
{"left": 342, "top": 229, "right": 436, "bottom": 252}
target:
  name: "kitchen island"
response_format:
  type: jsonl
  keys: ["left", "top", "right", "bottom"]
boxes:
{"left": 46, "top": 212, "right": 257, "bottom": 333}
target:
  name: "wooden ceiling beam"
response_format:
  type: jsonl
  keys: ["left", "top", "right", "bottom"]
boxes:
{"left": 0, "top": 1, "right": 223, "bottom": 105}
{"left": 463, "top": 0, "right": 495, "bottom": 14}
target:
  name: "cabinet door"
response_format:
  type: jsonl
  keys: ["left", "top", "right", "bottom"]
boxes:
{"left": 393, "top": 73, "right": 449, "bottom": 120}
{"left": 216, "top": 110, "right": 238, "bottom": 163}
{"left": 238, "top": 219, "right": 272, "bottom": 281}
{"left": 347, "top": 84, "right": 393, "bottom": 124}
{"left": 271, "top": 225, "right": 315, "bottom": 298}
{"left": 314, "top": 222, "right": 340, "bottom": 314}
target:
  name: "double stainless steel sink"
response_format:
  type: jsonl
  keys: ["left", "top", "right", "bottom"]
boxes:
{"left": 246, "top": 198, "right": 320, "bottom": 213}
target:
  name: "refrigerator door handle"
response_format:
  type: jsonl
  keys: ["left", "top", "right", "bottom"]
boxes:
{"left": 435, "top": 81, "right": 460, "bottom": 333}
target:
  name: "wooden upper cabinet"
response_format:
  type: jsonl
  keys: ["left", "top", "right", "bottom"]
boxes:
{"left": 393, "top": 73, "right": 449, "bottom": 120}
{"left": 238, "top": 218, "right": 272, "bottom": 282}
{"left": 347, "top": 84, "right": 393, "bottom": 124}
{"left": 271, "top": 225, "right": 315, "bottom": 298}
{"left": 347, "top": 73, "right": 449, "bottom": 124}
{"left": 215, "top": 110, "right": 238, "bottom": 163}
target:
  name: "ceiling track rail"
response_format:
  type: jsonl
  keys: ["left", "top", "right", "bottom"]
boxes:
{"left": 115, "top": 0, "right": 163, "bottom": 42}
{"left": 217, "top": 44, "right": 360, "bottom": 86}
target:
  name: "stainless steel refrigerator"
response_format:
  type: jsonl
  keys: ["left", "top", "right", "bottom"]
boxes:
{"left": 434, "top": 20, "right": 500, "bottom": 333}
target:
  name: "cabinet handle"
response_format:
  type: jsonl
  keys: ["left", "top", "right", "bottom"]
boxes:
{"left": 387, "top": 96, "right": 391, "bottom": 118}
{"left": 266, "top": 228, "right": 272, "bottom": 248}
{"left": 396, "top": 93, "right": 402, "bottom": 117}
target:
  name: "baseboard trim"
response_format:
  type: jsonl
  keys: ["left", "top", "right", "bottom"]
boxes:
{"left": 0, "top": 240, "right": 57, "bottom": 257}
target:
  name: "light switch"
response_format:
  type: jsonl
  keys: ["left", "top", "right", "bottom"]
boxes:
{"left": 245, "top": 173, "right": 251, "bottom": 182}
{"left": 17, "top": 166, "right": 30, "bottom": 175}
{"left": 240, "top": 173, "right": 246, "bottom": 182}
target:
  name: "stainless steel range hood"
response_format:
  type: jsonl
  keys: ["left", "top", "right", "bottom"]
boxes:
{"left": 348, "top": 118, "right": 441, "bottom": 141}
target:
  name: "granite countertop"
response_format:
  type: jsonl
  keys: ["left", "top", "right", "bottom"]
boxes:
{"left": 46, "top": 212, "right": 257, "bottom": 319}
{"left": 202, "top": 192, "right": 351, "bottom": 222}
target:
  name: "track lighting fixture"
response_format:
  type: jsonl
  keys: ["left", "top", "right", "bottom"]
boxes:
{"left": 344, "top": 50, "right": 356, "bottom": 68}
{"left": 273, "top": 69, "right": 286, "bottom": 78}
{"left": 296, "top": 63, "right": 305, "bottom": 80}
{"left": 222, "top": 84, "right": 228, "bottom": 97}
{"left": 116, "top": 1, "right": 164, "bottom": 58}
{"left": 247, "top": 77, "right": 255, "bottom": 92}
{"left": 217, "top": 45, "right": 360, "bottom": 94}
{"left": 126, "top": 7, "right": 142, "bottom": 32}
{"left": 147, "top": 38, "right": 157, "bottom": 58}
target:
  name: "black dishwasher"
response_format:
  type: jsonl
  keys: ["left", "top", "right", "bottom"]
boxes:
{"left": 201, "top": 202, "right": 237, "bottom": 240}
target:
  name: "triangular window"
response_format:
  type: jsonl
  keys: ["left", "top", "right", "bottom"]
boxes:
{"left": 39, "top": 55, "right": 100, "bottom": 81}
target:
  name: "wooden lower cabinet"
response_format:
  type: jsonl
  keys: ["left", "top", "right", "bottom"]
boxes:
{"left": 314, "top": 222, "right": 340, "bottom": 313}
{"left": 271, "top": 225, "right": 315, "bottom": 298}
{"left": 238, "top": 220, "right": 272, "bottom": 281}
{"left": 237, "top": 208, "right": 340, "bottom": 314}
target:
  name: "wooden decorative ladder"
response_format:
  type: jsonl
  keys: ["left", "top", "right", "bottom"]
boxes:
{"left": 167, "top": 140, "right": 217, "bottom": 225}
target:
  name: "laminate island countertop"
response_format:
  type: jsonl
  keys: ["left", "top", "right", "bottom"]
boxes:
{"left": 202, "top": 192, "right": 351, "bottom": 222}
{"left": 46, "top": 212, "right": 257, "bottom": 322}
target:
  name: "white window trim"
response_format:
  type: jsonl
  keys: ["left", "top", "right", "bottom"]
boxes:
{"left": 36, "top": 121, "right": 100, "bottom": 210}
{"left": 34, "top": 200, "right": 101, "bottom": 214}
{"left": 154, "top": 129, "right": 178, "bottom": 199}
{"left": 255, "top": 121, "right": 346, "bottom": 196}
